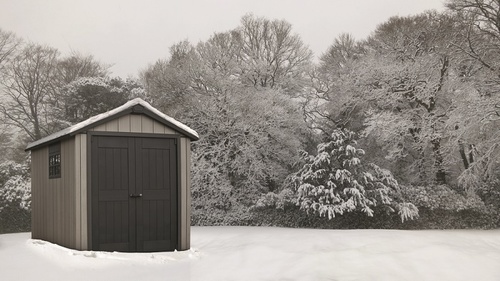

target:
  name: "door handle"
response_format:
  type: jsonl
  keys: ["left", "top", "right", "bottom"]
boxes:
{"left": 130, "top": 193, "right": 143, "bottom": 198}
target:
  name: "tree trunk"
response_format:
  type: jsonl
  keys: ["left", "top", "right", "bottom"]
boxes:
{"left": 409, "top": 128, "right": 428, "bottom": 183}
{"left": 468, "top": 144, "right": 475, "bottom": 165}
{"left": 429, "top": 56, "right": 448, "bottom": 184}
{"left": 431, "top": 136, "right": 446, "bottom": 184}
{"left": 415, "top": 145, "right": 428, "bottom": 183}
{"left": 458, "top": 140, "right": 469, "bottom": 169}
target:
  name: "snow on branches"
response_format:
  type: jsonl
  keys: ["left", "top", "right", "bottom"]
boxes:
{"left": 0, "top": 159, "right": 31, "bottom": 212}
{"left": 292, "top": 129, "right": 418, "bottom": 222}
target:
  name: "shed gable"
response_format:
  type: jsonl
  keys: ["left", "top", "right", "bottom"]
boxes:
{"left": 26, "top": 98, "right": 199, "bottom": 151}
{"left": 90, "top": 113, "right": 178, "bottom": 134}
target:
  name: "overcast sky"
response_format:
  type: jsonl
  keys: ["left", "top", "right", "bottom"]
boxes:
{"left": 0, "top": 0, "right": 445, "bottom": 78}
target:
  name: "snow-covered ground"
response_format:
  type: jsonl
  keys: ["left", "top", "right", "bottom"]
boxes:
{"left": 1, "top": 227, "right": 500, "bottom": 281}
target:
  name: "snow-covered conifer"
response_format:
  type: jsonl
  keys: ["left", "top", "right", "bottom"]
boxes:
{"left": 292, "top": 129, "right": 418, "bottom": 222}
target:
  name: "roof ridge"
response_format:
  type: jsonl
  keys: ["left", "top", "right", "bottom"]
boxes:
{"left": 26, "top": 98, "right": 199, "bottom": 151}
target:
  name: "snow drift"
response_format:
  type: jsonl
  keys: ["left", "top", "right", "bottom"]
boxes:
{"left": 1, "top": 226, "right": 499, "bottom": 281}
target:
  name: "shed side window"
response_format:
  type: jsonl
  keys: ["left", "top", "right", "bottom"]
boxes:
{"left": 49, "top": 142, "right": 61, "bottom": 179}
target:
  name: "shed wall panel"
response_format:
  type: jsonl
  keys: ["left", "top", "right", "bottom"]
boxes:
{"left": 164, "top": 126, "right": 176, "bottom": 134}
{"left": 80, "top": 134, "right": 88, "bottom": 250}
{"left": 105, "top": 119, "right": 119, "bottom": 132}
{"left": 130, "top": 115, "right": 141, "bottom": 132}
{"left": 93, "top": 123, "right": 107, "bottom": 131}
{"left": 178, "top": 137, "right": 191, "bottom": 250}
{"left": 186, "top": 138, "right": 191, "bottom": 249}
{"left": 74, "top": 134, "right": 89, "bottom": 250}
{"left": 31, "top": 147, "right": 47, "bottom": 239}
{"left": 180, "top": 138, "right": 186, "bottom": 249}
{"left": 75, "top": 135, "right": 82, "bottom": 248}
{"left": 62, "top": 138, "right": 77, "bottom": 248}
{"left": 153, "top": 120, "right": 164, "bottom": 134}
{"left": 31, "top": 137, "right": 77, "bottom": 249}
{"left": 91, "top": 114, "right": 179, "bottom": 135}
{"left": 142, "top": 116, "right": 154, "bottom": 133}
{"left": 118, "top": 115, "right": 130, "bottom": 132}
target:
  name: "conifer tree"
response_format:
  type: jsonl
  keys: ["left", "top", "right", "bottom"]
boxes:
{"left": 292, "top": 129, "right": 418, "bottom": 222}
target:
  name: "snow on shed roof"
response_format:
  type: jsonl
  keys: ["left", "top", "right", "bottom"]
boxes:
{"left": 26, "top": 98, "right": 199, "bottom": 151}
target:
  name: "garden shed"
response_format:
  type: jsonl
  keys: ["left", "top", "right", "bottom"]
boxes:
{"left": 25, "top": 98, "right": 199, "bottom": 252}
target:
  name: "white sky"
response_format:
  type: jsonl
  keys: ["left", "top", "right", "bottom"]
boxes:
{"left": 0, "top": 0, "right": 445, "bottom": 78}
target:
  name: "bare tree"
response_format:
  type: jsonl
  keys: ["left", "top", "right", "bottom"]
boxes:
{"left": 0, "top": 29, "right": 23, "bottom": 159}
{"left": 140, "top": 40, "right": 196, "bottom": 116}
{"left": 303, "top": 33, "right": 367, "bottom": 134}
{"left": 320, "top": 33, "right": 365, "bottom": 75}
{"left": 0, "top": 43, "right": 59, "bottom": 140}
{"left": 236, "top": 14, "right": 313, "bottom": 94}
{"left": 56, "top": 51, "right": 110, "bottom": 86}
{"left": 447, "top": 0, "right": 500, "bottom": 77}
{"left": 0, "top": 29, "right": 21, "bottom": 75}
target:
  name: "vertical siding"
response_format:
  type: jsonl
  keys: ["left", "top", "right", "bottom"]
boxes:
{"left": 31, "top": 147, "right": 47, "bottom": 240}
{"left": 105, "top": 119, "right": 119, "bottom": 132}
{"left": 130, "top": 115, "right": 142, "bottom": 132}
{"left": 186, "top": 138, "right": 191, "bottom": 249}
{"left": 80, "top": 134, "right": 88, "bottom": 250}
{"left": 30, "top": 150, "right": 35, "bottom": 238}
{"left": 74, "top": 134, "right": 88, "bottom": 250}
{"left": 118, "top": 115, "right": 129, "bottom": 132}
{"left": 142, "top": 117, "right": 153, "bottom": 132}
{"left": 75, "top": 135, "right": 81, "bottom": 248}
{"left": 31, "top": 137, "right": 76, "bottom": 249}
{"left": 62, "top": 138, "right": 77, "bottom": 248}
{"left": 180, "top": 138, "right": 187, "bottom": 249}
{"left": 90, "top": 114, "right": 177, "bottom": 134}
{"left": 179, "top": 137, "right": 191, "bottom": 250}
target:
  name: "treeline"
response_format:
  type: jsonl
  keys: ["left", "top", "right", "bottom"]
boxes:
{"left": 1, "top": 0, "right": 500, "bottom": 232}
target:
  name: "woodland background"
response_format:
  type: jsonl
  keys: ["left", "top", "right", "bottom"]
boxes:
{"left": 1, "top": 0, "right": 500, "bottom": 233}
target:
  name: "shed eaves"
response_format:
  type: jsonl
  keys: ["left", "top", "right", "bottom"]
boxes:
{"left": 25, "top": 98, "right": 199, "bottom": 151}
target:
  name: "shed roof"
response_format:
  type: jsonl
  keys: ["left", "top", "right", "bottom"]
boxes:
{"left": 26, "top": 98, "right": 199, "bottom": 151}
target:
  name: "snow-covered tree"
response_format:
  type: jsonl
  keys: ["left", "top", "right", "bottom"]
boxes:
{"left": 0, "top": 159, "right": 31, "bottom": 232}
{"left": 291, "top": 129, "right": 418, "bottom": 222}
{"left": 361, "top": 12, "right": 457, "bottom": 185}
{"left": 141, "top": 16, "right": 313, "bottom": 224}
{"left": 56, "top": 77, "right": 144, "bottom": 125}
{"left": 444, "top": 0, "right": 500, "bottom": 190}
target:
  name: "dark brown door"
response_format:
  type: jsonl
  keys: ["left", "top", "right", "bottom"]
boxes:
{"left": 135, "top": 137, "right": 178, "bottom": 251}
{"left": 91, "top": 135, "right": 178, "bottom": 252}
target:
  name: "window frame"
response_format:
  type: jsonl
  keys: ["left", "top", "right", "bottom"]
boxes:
{"left": 48, "top": 142, "right": 61, "bottom": 179}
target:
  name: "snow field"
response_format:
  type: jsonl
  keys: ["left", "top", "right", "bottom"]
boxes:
{"left": 1, "top": 226, "right": 500, "bottom": 281}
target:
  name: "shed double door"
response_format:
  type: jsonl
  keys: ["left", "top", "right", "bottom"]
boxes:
{"left": 91, "top": 135, "right": 178, "bottom": 252}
